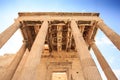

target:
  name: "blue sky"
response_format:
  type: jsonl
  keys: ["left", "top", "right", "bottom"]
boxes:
{"left": 0, "top": 0, "right": 120, "bottom": 79}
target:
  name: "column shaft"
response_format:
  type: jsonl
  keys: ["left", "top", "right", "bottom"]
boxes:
{"left": 90, "top": 42, "right": 117, "bottom": 80}
{"left": 0, "top": 42, "right": 26, "bottom": 80}
{"left": 0, "top": 21, "right": 21, "bottom": 48}
{"left": 71, "top": 20, "right": 102, "bottom": 80}
{"left": 18, "top": 20, "right": 48, "bottom": 80}
{"left": 97, "top": 21, "right": 120, "bottom": 50}
{"left": 12, "top": 49, "right": 29, "bottom": 80}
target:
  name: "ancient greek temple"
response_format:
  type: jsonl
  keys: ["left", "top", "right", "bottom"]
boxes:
{"left": 0, "top": 12, "right": 120, "bottom": 80}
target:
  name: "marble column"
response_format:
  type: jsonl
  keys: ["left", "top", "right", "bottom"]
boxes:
{"left": 90, "top": 41, "right": 117, "bottom": 80}
{"left": 97, "top": 21, "right": 120, "bottom": 50}
{"left": 0, "top": 20, "right": 21, "bottom": 48}
{"left": 0, "top": 42, "right": 27, "bottom": 80}
{"left": 12, "top": 49, "right": 29, "bottom": 80}
{"left": 71, "top": 20, "right": 102, "bottom": 80}
{"left": 18, "top": 20, "right": 48, "bottom": 80}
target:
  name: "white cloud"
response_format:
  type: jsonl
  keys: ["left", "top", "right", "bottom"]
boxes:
{"left": 0, "top": 29, "right": 23, "bottom": 55}
{"left": 81, "top": 9, "right": 86, "bottom": 12}
{"left": 113, "top": 69, "right": 120, "bottom": 79}
{"left": 109, "top": 56, "right": 116, "bottom": 64}
{"left": 95, "top": 35, "right": 112, "bottom": 46}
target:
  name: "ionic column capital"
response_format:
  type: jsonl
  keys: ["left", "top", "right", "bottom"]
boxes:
{"left": 96, "top": 19, "right": 103, "bottom": 23}
{"left": 88, "top": 39, "right": 95, "bottom": 46}
{"left": 22, "top": 39, "right": 28, "bottom": 43}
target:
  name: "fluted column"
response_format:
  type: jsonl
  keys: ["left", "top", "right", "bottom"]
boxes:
{"left": 0, "top": 20, "right": 21, "bottom": 48}
{"left": 0, "top": 42, "right": 27, "bottom": 80}
{"left": 18, "top": 20, "right": 48, "bottom": 80}
{"left": 97, "top": 21, "right": 120, "bottom": 50}
{"left": 90, "top": 41, "right": 117, "bottom": 80}
{"left": 71, "top": 20, "right": 102, "bottom": 80}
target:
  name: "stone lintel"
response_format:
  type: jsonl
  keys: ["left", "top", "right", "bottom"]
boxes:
{"left": 18, "top": 12, "right": 99, "bottom": 17}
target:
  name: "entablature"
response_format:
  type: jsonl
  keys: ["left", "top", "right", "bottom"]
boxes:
{"left": 18, "top": 12, "right": 100, "bottom": 52}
